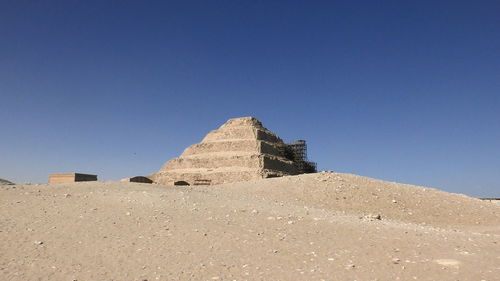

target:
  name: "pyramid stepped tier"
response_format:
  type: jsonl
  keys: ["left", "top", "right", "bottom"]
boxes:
{"left": 182, "top": 140, "right": 283, "bottom": 157}
{"left": 202, "top": 127, "right": 283, "bottom": 143}
{"left": 150, "top": 117, "right": 300, "bottom": 186}
{"left": 161, "top": 154, "right": 297, "bottom": 172}
{"left": 155, "top": 170, "right": 262, "bottom": 185}
{"left": 163, "top": 155, "right": 263, "bottom": 170}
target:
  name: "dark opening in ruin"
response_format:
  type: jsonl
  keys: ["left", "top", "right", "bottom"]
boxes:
{"left": 174, "top": 181, "right": 190, "bottom": 186}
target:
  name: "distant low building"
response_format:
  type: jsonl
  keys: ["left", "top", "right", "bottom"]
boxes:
{"left": 49, "top": 173, "right": 97, "bottom": 183}
{"left": 0, "top": 178, "right": 14, "bottom": 185}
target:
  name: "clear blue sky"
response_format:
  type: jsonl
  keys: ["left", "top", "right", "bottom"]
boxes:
{"left": 1, "top": 1, "right": 498, "bottom": 197}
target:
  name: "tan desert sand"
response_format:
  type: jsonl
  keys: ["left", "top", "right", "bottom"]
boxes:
{"left": 1, "top": 172, "right": 499, "bottom": 280}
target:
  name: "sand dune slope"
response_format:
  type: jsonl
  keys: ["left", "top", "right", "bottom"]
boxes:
{"left": 209, "top": 172, "right": 499, "bottom": 228}
{"left": 1, "top": 172, "right": 499, "bottom": 280}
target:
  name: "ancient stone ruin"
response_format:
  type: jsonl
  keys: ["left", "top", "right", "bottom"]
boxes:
{"left": 150, "top": 117, "right": 316, "bottom": 186}
{"left": 120, "top": 176, "right": 153, "bottom": 184}
{"left": 0, "top": 178, "right": 14, "bottom": 185}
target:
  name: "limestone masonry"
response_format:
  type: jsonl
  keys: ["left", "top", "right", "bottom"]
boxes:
{"left": 150, "top": 117, "right": 316, "bottom": 186}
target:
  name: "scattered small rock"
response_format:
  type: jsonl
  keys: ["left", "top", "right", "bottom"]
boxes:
{"left": 434, "top": 259, "right": 461, "bottom": 267}
{"left": 364, "top": 214, "right": 382, "bottom": 220}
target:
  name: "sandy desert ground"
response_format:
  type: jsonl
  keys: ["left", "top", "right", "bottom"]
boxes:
{"left": 1, "top": 172, "right": 499, "bottom": 281}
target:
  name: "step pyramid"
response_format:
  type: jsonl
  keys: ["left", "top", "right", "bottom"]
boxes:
{"left": 150, "top": 117, "right": 299, "bottom": 185}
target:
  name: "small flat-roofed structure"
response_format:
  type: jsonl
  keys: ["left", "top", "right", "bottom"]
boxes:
{"left": 49, "top": 173, "right": 97, "bottom": 183}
